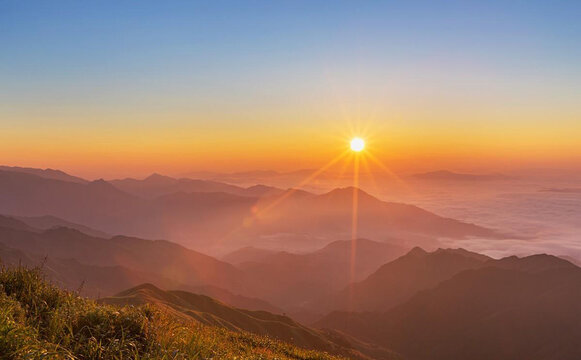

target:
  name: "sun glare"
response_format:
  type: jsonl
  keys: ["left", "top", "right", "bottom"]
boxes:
{"left": 350, "top": 137, "right": 365, "bottom": 152}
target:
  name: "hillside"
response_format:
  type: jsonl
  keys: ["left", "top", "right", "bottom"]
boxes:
{"left": 100, "top": 283, "right": 369, "bottom": 358}
{"left": 316, "top": 254, "right": 581, "bottom": 360}
{"left": 0, "top": 266, "right": 349, "bottom": 360}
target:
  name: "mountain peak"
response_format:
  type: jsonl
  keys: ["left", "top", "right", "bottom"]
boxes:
{"left": 322, "top": 186, "right": 376, "bottom": 201}
{"left": 407, "top": 246, "right": 428, "bottom": 256}
{"left": 42, "top": 226, "right": 90, "bottom": 239}
{"left": 145, "top": 173, "right": 173, "bottom": 181}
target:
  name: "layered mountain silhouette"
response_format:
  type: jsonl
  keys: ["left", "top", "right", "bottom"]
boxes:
{"left": 110, "top": 173, "right": 283, "bottom": 198}
{"left": 0, "top": 165, "right": 88, "bottom": 183}
{"left": 14, "top": 214, "right": 111, "bottom": 238}
{"left": 236, "top": 239, "right": 408, "bottom": 310}
{"left": 410, "top": 170, "right": 513, "bottom": 181}
{"left": 0, "top": 168, "right": 504, "bottom": 252}
{"left": 316, "top": 251, "right": 581, "bottom": 360}
{"left": 0, "top": 217, "right": 267, "bottom": 306}
{"left": 222, "top": 246, "right": 279, "bottom": 265}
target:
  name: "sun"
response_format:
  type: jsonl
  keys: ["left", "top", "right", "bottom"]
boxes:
{"left": 350, "top": 137, "right": 365, "bottom": 152}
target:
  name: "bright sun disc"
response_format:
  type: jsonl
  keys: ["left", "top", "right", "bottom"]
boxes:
{"left": 350, "top": 137, "right": 365, "bottom": 152}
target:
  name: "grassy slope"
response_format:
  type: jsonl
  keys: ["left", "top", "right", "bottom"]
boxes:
{"left": 0, "top": 266, "right": 346, "bottom": 360}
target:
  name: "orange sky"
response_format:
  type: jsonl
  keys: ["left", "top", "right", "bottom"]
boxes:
{"left": 2, "top": 2, "right": 580, "bottom": 180}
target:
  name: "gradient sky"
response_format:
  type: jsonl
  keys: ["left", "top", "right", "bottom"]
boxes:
{"left": 1, "top": 0, "right": 580, "bottom": 179}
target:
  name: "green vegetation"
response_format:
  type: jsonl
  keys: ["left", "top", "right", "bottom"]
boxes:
{"left": 0, "top": 266, "right": 346, "bottom": 360}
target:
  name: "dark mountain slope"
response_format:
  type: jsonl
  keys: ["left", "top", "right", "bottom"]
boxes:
{"left": 317, "top": 254, "right": 581, "bottom": 360}
{"left": 314, "top": 247, "right": 491, "bottom": 312}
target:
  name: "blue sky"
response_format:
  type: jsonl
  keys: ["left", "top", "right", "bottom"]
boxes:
{"left": 1, "top": 1, "right": 580, "bottom": 177}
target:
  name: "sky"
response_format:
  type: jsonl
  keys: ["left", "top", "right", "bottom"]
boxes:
{"left": 1, "top": 0, "right": 580, "bottom": 179}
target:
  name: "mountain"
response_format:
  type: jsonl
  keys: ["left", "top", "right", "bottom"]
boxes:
{"left": 182, "top": 168, "right": 344, "bottom": 189}
{"left": 0, "top": 169, "right": 504, "bottom": 252}
{"left": 185, "top": 284, "right": 283, "bottom": 313}
{"left": 0, "top": 216, "right": 291, "bottom": 312}
{"left": 248, "top": 187, "right": 502, "bottom": 246}
{"left": 0, "top": 170, "right": 143, "bottom": 233}
{"left": 0, "top": 222, "right": 249, "bottom": 295}
{"left": 109, "top": 173, "right": 283, "bottom": 198}
{"left": 410, "top": 170, "right": 513, "bottom": 181}
{"left": 0, "top": 165, "right": 88, "bottom": 183}
{"left": 314, "top": 247, "right": 491, "bottom": 313}
{"left": 237, "top": 239, "right": 408, "bottom": 310}
{"left": 222, "top": 246, "right": 278, "bottom": 265}
{"left": 14, "top": 214, "right": 110, "bottom": 238}
{"left": 316, "top": 254, "right": 581, "bottom": 360}
{"left": 0, "top": 214, "right": 38, "bottom": 232}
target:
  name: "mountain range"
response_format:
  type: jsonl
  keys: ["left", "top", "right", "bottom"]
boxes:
{"left": 0, "top": 168, "right": 504, "bottom": 252}
{"left": 410, "top": 170, "right": 514, "bottom": 182}
{"left": 316, "top": 249, "right": 581, "bottom": 359}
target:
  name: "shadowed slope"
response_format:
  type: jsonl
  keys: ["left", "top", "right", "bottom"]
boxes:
{"left": 314, "top": 247, "right": 491, "bottom": 313}
{"left": 316, "top": 254, "right": 581, "bottom": 360}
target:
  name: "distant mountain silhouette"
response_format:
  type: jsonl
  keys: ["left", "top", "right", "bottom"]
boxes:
{"left": 14, "top": 214, "right": 110, "bottom": 238}
{"left": 222, "top": 246, "right": 278, "bottom": 265}
{"left": 100, "top": 283, "right": 388, "bottom": 360}
{"left": 0, "top": 165, "right": 88, "bottom": 183}
{"left": 540, "top": 187, "right": 581, "bottom": 193}
{"left": 110, "top": 173, "right": 283, "bottom": 198}
{"left": 411, "top": 170, "right": 513, "bottom": 181}
{"left": 182, "top": 168, "right": 341, "bottom": 188}
{"left": 0, "top": 169, "right": 504, "bottom": 252}
{"left": 314, "top": 247, "right": 491, "bottom": 313}
{"left": 248, "top": 187, "right": 503, "bottom": 248}
{"left": 316, "top": 253, "right": 581, "bottom": 360}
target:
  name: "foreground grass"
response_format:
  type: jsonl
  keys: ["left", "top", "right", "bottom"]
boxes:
{"left": 0, "top": 266, "right": 346, "bottom": 360}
